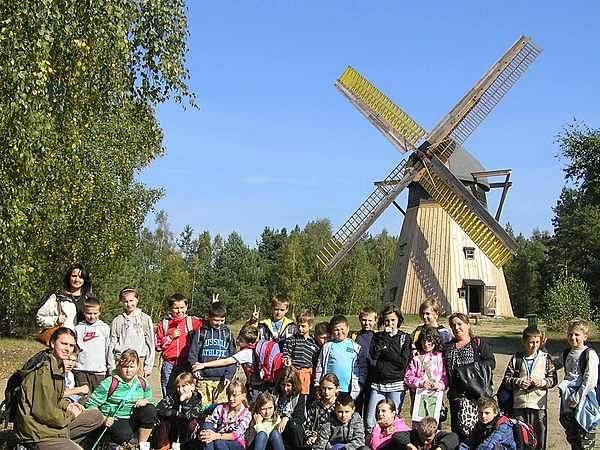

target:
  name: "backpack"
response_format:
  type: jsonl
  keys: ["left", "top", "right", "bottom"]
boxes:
{"left": 106, "top": 376, "right": 147, "bottom": 398}
{"left": 254, "top": 339, "right": 284, "bottom": 384}
{"left": 562, "top": 346, "right": 600, "bottom": 403}
{"left": 496, "top": 352, "right": 525, "bottom": 415}
{"left": 0, "top": 350, "right": 50, "bottom": 426}
{"left": 496, "top": 416, "right": 538, "bottom": 450}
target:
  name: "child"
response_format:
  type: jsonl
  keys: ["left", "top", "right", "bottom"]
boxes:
{"left": 155, "top": 372, "right": 203, "bottom": 450}
{"left": 303, "top": 373, "right": 340, "bottom": 448}
{"left": 254, "top": 296, "right": 298, "bottom": 348}
{"left": 245, "top": 393, "right": 284, "bottom": 450}
{"left": 274, "top": 367, "right": 305, "bottom": 447}
{"left": 156, "top": 293, "right": 202, "bottom": 396}
{"left": 188, "top": 301, "right": 236, "bottom": 405}
{"left": 314, "top": 321, "right": 331, "bottom": 349}
{"left": 199, "top": 380, "right": 252, "bottom": 450}
{"left": 355, "top": 306, "right": 377, "bottom": 414}
{"left": 314, "top": 395, "right": 369, "bottom": 450}
{"left": 368, "top": 399, "right": 410, "bottom": 450}
{"left": 314, "top": 315, "right": 364, "bottom": 400}
{"left": 501, "top": 326, "right": 557, "bottom": 449}
{"left": 74, "top": 295, "right": 110, "bottom": 392}
{"left": 458, "top": 396, "right": 515, "bottom": 450}
{"left": 558, "top": 318, "right": 600, "bottom": 450}
{"left": 63, "top": 349, "right": 89, "bottom": 403}
{"left": 108, "top": 287, "right": 155, "bottom": 376}
{"left": 282, "top": 309, "right": 319, "bottom": 395}
{"left": 404, "top": 325, "right": 447, "bottom": 424}
{"left": 366, "top": 304, "right": 412, "bottom": 432}
{"left": 85, "top": 349, "right": 156, "bottom": 449}
{"left": 412, "top": 299, "right": 452, "bottom": 346}
{"left": 391, "top": 416, "right": 459, "bottom": 450}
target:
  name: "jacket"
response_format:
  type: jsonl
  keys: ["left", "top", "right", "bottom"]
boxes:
{"left": 108, "top": 309, "right": 155, "bottom": 373}
{"left": 502, "top": 350, "right": 557, "bottom": 410}
{"left": 314, "top": 339, "right": 364, "bottom": 398}
{"left": 157, "top": 391, "right": 203, "bottom": 420}
{"left": 74, "top": 319, "right": 111, "bottom": 373}
{"left": 369, "top": 331, "right": 412, "bottom": 385}
{"left": 245, "top": 415, "right": 281, "bottom": 446}
{"left": 205, "top": 403, "right": 252, "bottom": 447}
{"left": 444, "top": 337, "right": 496, "bottom": 400}
{"left": 85, "top": 374, "right": 154, "bottom": 418}
{"left": 15, "top": 353, "right": 74, "bottom": 442}
{"left": 404, "top": 351, "right": 447, "bottom": 391}
{"left": 369, "top": 416, "right": 410, "bottom": 450}
{"left": 314, "top": 411, "right": 365, "bottom": 450}
{"left": 276, "top": 393, "right": 305, "bottom": 422}
{"left": 36, "top": 291, "right": 85, "bottom": 331}
{"left": 257, "top": 317, "right": 297, "bottom": 346}
{"left": 392, "top": 429, "right": 459, "bottom": 450}
{"left": 187, "top": 325, "right": 236, "bottom": 380}
{"left": 155, "top": 314, "right": 202, "bottom": 366}
{"left": 458, "top": 414, "right": 516, "bottom": 450}
{"left": 303, "top": 399, "right": 335, "bottom": 439}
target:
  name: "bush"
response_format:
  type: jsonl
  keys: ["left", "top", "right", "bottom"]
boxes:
{"left": 543, "top": 274, "right": 591, "bottom": 330}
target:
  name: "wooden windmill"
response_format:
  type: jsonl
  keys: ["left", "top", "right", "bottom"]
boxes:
{"left": 317, "top": 36, "right": 541, "bottom": 317}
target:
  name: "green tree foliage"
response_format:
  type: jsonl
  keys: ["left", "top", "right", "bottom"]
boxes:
{"left": 0, "top": 1, "right": 194, "bottom": 333}
{"left": 543, "top": 274, "right": 591, "bottom": 330}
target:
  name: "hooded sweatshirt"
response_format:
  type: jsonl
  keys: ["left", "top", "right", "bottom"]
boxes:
{"left": 108, "top": 308, "right": 155, "bottom": 373}
{"left": 155, "top": 314, "right": 202, "bottom": 366}
{"left": 314, "top": 411, "right": 366, "bottom": 450}
{"left": 187, "top": 325, "right": 236, "bottom": 380}
{"left": 75, "top": 319, "right": 111, "bottom": 373}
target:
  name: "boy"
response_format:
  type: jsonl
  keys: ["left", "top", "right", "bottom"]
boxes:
{"left": 355, "top": 306, "right": 377, "bottom": 413}
{"left": 155, "top": 293, "right": 203, "bottom": 396}
{"left": 501, "top": 326, "right": 557, "bottom": 449}
{"left": 314, "top": 315, "right": 364, "bottom": 399}
{"left": 253, "top": 296, "right": 297, "bottom": 348}
{"left": 314, "top": 395, "right": 369, "bottom": 450}
{"left": 63, "top": 348, "right": 89, "bottom": 403}
{"left": 559, "top": 318, "right": 600, "bottom": 449}
{"left": 74, "top": 295, "right": 111, "bottom": 391}
{"left": 392, "top": 416, "right": 459, "bottom": 450}
{"left": 108, "top": 287, "right": 155, "bottom": 376}
{"left": 282, "top": 309, "right": 319, "bottom": 395}
{"left": 188, "top": 301, "right": 236, "bottom": 404}
{"left": 314, "top": 321, "right": 330, "bottom": 349}
{"left": 458, "top": 396, "right": 515, "bottom": 449}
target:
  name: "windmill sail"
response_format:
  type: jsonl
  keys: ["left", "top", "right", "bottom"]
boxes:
{"left": 318, "top": 158, "right": 420, "bottom": 272}
{"left": 336, "top": 67, "right": 427, "bottom": 154}
{"left": 417, "top": 155, "right": 517, "bottom": 267}
{"left": 425, "top": 36, "right": 542, "bottom": 163}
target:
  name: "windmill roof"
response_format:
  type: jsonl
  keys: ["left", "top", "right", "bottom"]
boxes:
{"left": 448, "top": 147, "right": 490, "bottom": 190}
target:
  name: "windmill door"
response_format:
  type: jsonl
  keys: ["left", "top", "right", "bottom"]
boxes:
{"left": 463, "top": 279, "right": 484, "bottom": 314}
{"left": 483, "top": 286, "right": 497, "bottom": 316}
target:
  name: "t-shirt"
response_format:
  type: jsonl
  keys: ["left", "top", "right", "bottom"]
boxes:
{"left": 233, "top": 348, "right": 254, "bottom": 365}
{"left": 326, "top": 339, "right": 355, "bottom": 393}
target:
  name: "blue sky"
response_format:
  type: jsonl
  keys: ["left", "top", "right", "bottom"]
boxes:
{"left": 140, "top": 2, "right": 600, "bottom": 246}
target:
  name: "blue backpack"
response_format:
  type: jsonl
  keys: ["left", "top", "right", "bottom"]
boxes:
{"left": 562, "top": 347, "right": 600, "bottom": 403}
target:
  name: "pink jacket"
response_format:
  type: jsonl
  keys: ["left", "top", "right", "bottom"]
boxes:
{"left": 369, "top": 416, "right": 410, "bottom": 450}
{"left": 404, "top": 351, "right": 447, "bottom": 391}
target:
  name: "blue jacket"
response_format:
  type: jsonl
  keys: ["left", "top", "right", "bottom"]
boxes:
{"left": 459, "top": 414, "right": 516, "bottom": 450}
{"left": 188, "top": 326, "right": 236, "bottom": 380}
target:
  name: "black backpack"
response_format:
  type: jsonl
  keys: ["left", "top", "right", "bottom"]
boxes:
{"left": 496, "top": 352, "right": 525, "bottom": 416}
{"left": 0, "top": 350, "right": 50, "bottom": 426}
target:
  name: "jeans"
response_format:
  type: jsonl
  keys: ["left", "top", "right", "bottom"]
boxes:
{"left": 366, "top": 388, "right": 406, "bottom": 432}
{"left": 161, "top": 361, "right": 185, "bottom": 396}
{"left": 251, "top": 431, "right": 285, "bottom": 450}
{"left": 205, "top": 440, "right": 244, "bottom": 450}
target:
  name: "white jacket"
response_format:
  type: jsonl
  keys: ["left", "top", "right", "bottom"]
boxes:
{"left": 36, "top": 292, "right": 78, "bottom": 330}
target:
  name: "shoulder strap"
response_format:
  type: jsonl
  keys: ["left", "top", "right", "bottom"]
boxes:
{"left": 185, "top": 316, "right": 194, "bottom": 334}
{"left": 107, "top": 376, "right": 120, "bottom": 398}
{"left": 138, "top": 377, "right": 147, "bottom": 390}
{"left": 514, "top": 351, "right": 524, "bottom": 373}
{"left": 581, "top": 347, "right": 591, "bottom": 373}
{"left": 162, "top": 318, "right": 169, "bottom": 335}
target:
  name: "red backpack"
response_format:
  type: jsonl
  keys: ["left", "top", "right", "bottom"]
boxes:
{"left": 496, "top": 416, "right": 538, "bottom": 450}
{"left": 253, "top": 340, "right": 284, "bottom": 384}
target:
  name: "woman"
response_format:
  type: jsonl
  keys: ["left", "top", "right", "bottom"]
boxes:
{"left": 443, "top": 312, "right": 495, "bottom": 441}
{"left": 36, "top": 263, "right": 92, "bottom": 331}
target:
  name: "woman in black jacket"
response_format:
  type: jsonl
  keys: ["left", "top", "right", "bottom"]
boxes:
{"left": 366, "top": 304, "right": 413, "bottom": 433}
{"left": 443, "top": 312, "right": 495, "bottom": 441}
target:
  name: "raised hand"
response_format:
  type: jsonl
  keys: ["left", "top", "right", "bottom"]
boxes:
{"left": 250, "top": 304, "right": 260, "bottom": 322}
{"left": 211, "top": 293, "right": 220, "bottom": 303}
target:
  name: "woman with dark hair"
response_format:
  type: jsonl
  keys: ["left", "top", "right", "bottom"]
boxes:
{"left": 443, "top": 312, "right": 495, "bottom": 441}
{"left": 36, "top": 263, "right": 92, "bottom": 330}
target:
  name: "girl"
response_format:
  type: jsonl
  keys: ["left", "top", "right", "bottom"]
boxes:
{"left": 412, "top": 299, "right": 453, "bottom": 346}
{"left": 246, "top": 393, "right": 284, "bottom": 450}
{"left": 369, "top": 399, "right": 410, "bottom": 450}
{"left": 199, "top": 380, "right": 252, "bottom": 450}
{"left": 155, "top": 372, "right": 203, "bottom": 450}
{"left": 366, "top": 304, "right": 412, "bottom": 432}
{"left": 274, "top": 367, "right": 306, "bottom": 447}
{"left": 303, "top": 373, "right": 340, "bottom": 448}
{"left": 85, "top": 349, "right": 156, "bottom": 449}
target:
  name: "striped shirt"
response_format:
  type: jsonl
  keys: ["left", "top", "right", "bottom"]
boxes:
{"left": 282, "top": 334, "right": 319, "bottom": 369}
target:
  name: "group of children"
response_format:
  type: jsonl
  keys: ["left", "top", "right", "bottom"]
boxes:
{"left": 60, "top": 286, "right": 600, "bottom": 450}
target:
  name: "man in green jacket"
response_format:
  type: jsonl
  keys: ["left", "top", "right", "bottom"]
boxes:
{"left": 16, "top": 327, "right": 104, "bottom": 450}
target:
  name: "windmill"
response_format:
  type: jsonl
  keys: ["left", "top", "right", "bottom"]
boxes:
{"left": 317, "top": 36, "right": 541, "bottom": 316}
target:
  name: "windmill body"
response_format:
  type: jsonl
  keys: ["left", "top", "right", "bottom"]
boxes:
{"left": 385, "top": 148, "right": 513, "bottom": 316}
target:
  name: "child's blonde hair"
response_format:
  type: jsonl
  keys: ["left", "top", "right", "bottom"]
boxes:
{"left": 271, "top": 295, "right": 289, "bottom": 307}
{"left": 226, "top": 380, "right": 249, "bottom": 408}
{"left": 175, "top": 371, "right": 195, "bottom": 386}
{"left": 358, "top": 306, "right": 377, "bottom": 319}
{"left": 416, "top": 416, "right": 438, "bottom": 437}
{"left": 252, "top": 392, "right": 279, "bottom": 421}
{"left": 117, "top": 349, "right": 140, "bottom": 374}
{"left": 477, "top": 395, "right": 499, "bottom": 413}
{"left": 296, "top": 309, "right": 314, "bottom": 325}
{"left": 419, "top": 299, "right": 443, "bottom": 316}
{"left": 568, "top": 318, "right": 590, "bottom": 336}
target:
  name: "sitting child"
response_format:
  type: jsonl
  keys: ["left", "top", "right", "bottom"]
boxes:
{"left": 199, "top": 380, "right": 252, "bottom": 450}
{"left": 458, "top": 396, "right": 516, "bottom": 450}
{"left": 246, "top": 393, "right": 283, "bottom": 450}
{"left": 155, "top": 372, "right": 203, "bottom": 450}
{"left": 303, "top": 373, "right": 340, "bottom": 448}
{"left": 368, "top": 399, "right": 410, "bottom": 450}
{"left": 273, "top": 367, "right": 306, "bottom": 447}
{"left": 85, "top": 349, "right": 156, "bottom": 450}
{"left": 314, "top": 395, "right": 369, "bottom": 450}
{"left": 391, "top": 416, "right": 459, "bottom": 450}
{"left": 63, "top": 349, "right": 89, "bottom": 403}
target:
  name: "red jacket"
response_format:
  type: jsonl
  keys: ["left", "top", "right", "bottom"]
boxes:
{"left": 155, "top": 315, "right": 202, "bottom": 366}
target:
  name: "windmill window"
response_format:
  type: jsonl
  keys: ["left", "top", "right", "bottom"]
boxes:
{"left": 463, "top": 247, "right": 475, "bottom": 260}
